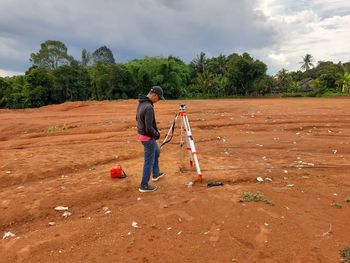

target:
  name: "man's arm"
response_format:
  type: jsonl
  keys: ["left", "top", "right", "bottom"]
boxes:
{"left": 144, "top": 108, "right": 160, "bottom": 138}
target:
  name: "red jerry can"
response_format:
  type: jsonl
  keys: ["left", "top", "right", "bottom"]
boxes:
{"left": 110, "top": 165, "right": 126, "bottom": 178}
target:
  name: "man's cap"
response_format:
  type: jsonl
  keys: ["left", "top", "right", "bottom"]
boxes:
{"left": 150, "top": 86, "right": 165, "bottom": 100}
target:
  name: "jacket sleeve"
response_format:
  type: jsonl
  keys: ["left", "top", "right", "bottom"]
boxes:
{"left": 144, "top": 107, "right": 159, "bottom": 138}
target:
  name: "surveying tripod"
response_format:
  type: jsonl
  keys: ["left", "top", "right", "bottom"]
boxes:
{"left": 160, "top": 104, "right": 203, "bottom": 181}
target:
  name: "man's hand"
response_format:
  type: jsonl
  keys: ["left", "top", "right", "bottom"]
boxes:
{"left": 154, "top": 132, "right": 160, "bottom": 140}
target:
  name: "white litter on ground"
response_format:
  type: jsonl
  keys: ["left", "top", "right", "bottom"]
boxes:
{"left": 2, "top": 231, "right": 15, "bottom": 240}
{"left": 257, "top": 177, "right": 264, "bottom": 182}
{"left": 54, "top": 206, "right": 69, "bottom": 211}
{"left": 62, "top": 211, "right": 72, "bottom": 218}
{"left": 132, "top": 221, "right": 140, "bottom": 228}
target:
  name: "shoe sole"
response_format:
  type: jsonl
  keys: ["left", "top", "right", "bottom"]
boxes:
{"left": 138, "top": 187, "right": 157, "bottom": 193}
{"left": 152, "top": 173, "right": 165, "bottom": 182}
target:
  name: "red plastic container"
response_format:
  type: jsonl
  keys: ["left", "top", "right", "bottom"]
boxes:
{"left": 110, "top": 165, "right": 126, "bottom": 178}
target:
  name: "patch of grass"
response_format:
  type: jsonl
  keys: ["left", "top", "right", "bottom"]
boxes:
{"left": 332, "top": 202, "right": 342, "bottom": 209}
{"left": 149, "top": 223, "right": 157, "bottom": 229}
{"left": 345, "top": 197, "right": 350, "bottom": 203}
{"left": 45, "top": 124, "right": 68, "bottom": 133}
{"left": 340, "top": 247, "right": 350, "bottom": 262}
{"left": 239, "top": 192, "right": 274, "bottom": 206}
{"left": 128, "top": 236, "right": 135, "bottom": 246}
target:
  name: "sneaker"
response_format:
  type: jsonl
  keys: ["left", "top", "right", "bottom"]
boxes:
{"left": 152, "top": 172, "right": 166, "bottom": 182}
{"left": 138, "top": 185, "right": 157, "bottom": 193}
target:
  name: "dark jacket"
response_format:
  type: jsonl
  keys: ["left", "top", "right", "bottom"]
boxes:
{"left": 136, "top": 96, "right": 160, "bottom": 139}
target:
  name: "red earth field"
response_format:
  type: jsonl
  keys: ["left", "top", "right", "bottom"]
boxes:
{"left": 1, "top": 98, "right": 350, "bottom": 263}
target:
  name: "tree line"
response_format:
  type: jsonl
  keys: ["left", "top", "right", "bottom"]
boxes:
{"left": 1, "top": 40, "right": 349, "bottom": 108}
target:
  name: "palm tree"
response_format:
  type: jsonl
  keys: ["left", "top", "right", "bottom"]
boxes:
{"left": 341, "top": 72, "right": 350, "bottom": 93}
{"left": 299, "top": 54, "right": 315, "bottom": 71}
{"left": 190, "top": 52, "right": 207, "bottom": 74}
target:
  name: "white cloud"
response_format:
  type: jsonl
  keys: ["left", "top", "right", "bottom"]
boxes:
{"left": 253, "top": 0, "right": 350, "bottom": 73}
{"left": 0, "top": 69, "right": 23, "bottom": 77}
{"left": 0, "top": 0, "right": 349, "bottom": 75}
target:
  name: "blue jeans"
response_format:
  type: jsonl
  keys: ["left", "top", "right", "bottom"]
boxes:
{"left": 140, "top": 139, "right": 160, "bottom": 188}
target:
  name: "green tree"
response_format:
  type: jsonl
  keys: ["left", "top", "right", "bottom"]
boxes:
{"left": 30, "top": 40, "right": 74, "bottom": 69}
{"left": 274, "top": 68, "right": 293, "bottom": 93}
{"left": 0, "top": 77, "right": 11, "bottom": 107}
{"left": 340, "top": 72, "right": 350, "bottom": 93}
{"left": 207, "top": 54, "right": 228, "bottom": 75}
{"left": 300, "top": 54, "right": 315, "bottom": 71}
{"left": 190, "top": 52, "right": 207, "bottom": 75}
{"left": 24, "top": 66, "right": 54, "bottom": 107}
{"left": 52, "top": 62, "right": 91, "bottom": 102}
{"left": 225, "top": 53, "right": 267, "bottom": 95}
{"left": 92, "top": 46, "right": 115, "bottom": 64}
{"left": 88, "top": 63, "right": 110, "bottom": 100}
{"left": 315, "top": 61, "right": 344, "bottom": 91}
{"left": 81, "top": 49, "right": 92, "bottom": 67}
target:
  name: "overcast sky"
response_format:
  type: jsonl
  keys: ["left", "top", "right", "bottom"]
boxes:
{"left": 1, "top": 0, "right": 349, "bottom": 77}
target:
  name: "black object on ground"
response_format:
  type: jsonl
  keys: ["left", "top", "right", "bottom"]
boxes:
{"left": 207, "top": 181, "right": 224, "bottom": 187}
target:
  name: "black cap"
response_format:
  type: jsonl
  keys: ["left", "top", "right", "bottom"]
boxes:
{"left": 150, "top": 86, "right": 165, "bottom": 100}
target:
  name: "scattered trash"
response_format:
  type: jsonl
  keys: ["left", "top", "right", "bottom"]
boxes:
{"left": 332, "top": 150, "right": 337, "bottom": 154}
{"left": 328, "top": 130, "right": 332, "bottom": 133}
{"left": 296, "top": 132, "right": 301, "bottom": 135}
{"left": 48, "top": 222, "right": 56, "bottom": 226}
{"left": 62, "top": 211, "right": 72, "bottom": 218}
{"left": 287, "top": 184, "right": 295, "bottom": 187}
{"left": 296, "top": 161, "right": 314, "bottom": 168}
{"left": 204, "top": 231, "right": 210, "bottom": 235}
{"left": 177, "top": 231, "right": 182, "bottom": 235}
{"left": 186, "top": 181, "right": 193, "bottom": 188}
{"left": 283, "top": 170, "right": 288, "bottom": 174}
{"left": 256, "top": 177, "right": 264, "bottom": 183}
{"left": 102, "top": 207, "right": 111, "bottom": 214}
{"left": 137, "top": 197, "right": 141, "bottom": 201}
{"left": 207, "top": 181, "right": 224, "bottom": 187}
{"left": 54, "top": 206, "right": 69, "bottom": 211}
{"left": 167, "top": 227, "right": 172, "bottom": 230}
{"left": 264, "top": 223, "right": 269, "bottom": 226}
{"left": 322, "top": 224, "right": 332, "bottom": 236}
{"left": 333, "top": 193, "right": 337, "bottom": 196}
{"left": 265, "top": 177, "right": 273, "bottom": 182}
{"left": 2, "top": 231, "right": 16, "bottom": 240}
{"left": 127, "top": 232, "right": 132, "bottom": 235}
{"left": 5, "top": 171, "right": 11, "bottom": 174}
{"left": 132, "top": 221, "right": 140, "bottom": 228}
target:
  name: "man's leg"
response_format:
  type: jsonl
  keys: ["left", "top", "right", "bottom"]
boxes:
{"left": 140, "top": 140, "right": 156, "bottom": 188}
{"left": 151, "top": 143, "right": 165, "bottom": 181}
{"left": 152, "top": 142, "right": 160, "bottom": 176}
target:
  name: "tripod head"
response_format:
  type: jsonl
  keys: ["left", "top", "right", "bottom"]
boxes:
{"left": 179, "top": 103, "right": 186, "bottom": 112}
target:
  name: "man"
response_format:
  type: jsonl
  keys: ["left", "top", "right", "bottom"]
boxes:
{"left": 136, "top": 86, "right": 165, "bottom": 192}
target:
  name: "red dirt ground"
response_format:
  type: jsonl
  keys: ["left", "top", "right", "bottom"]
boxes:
{"left": 1, "top": 98, "right": 350, "bottom": 263}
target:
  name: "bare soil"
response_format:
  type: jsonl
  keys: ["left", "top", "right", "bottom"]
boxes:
{"left": 1, "top": 98, "right": 350, "bottom": 263}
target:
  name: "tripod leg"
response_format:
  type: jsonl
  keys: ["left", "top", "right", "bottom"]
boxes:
{"left": 181, "top": 115, "right": 194, "bottom": 167}
{"left": 182, "top": 114, "right": 202, "bottom": 181}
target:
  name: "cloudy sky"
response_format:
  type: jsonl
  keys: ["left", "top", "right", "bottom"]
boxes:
{"left": 1, "top": 0, "right": 349, "bottom": 77}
